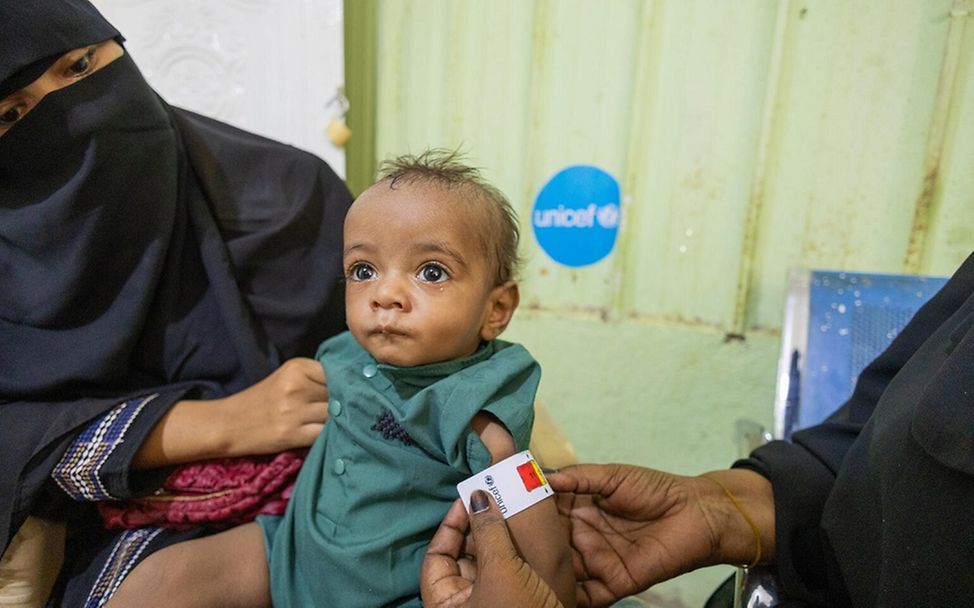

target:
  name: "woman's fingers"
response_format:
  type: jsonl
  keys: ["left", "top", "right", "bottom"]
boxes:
{"left": 421, "top": 500, "right": 475, "bottom": 607}
{"left": 465, "top": 491, "right": 520, "bottom": 568}
{"left": 548, "top": 464, "right": 621, "bottom": 496}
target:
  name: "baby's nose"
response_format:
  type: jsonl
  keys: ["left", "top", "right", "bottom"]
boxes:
{"left": 370, "top": 276, "right": 409, "bottom": 311}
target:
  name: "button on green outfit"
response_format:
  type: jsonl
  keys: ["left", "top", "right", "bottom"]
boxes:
{"left": 257, "top": 331, "right": 540, "bottom": 607}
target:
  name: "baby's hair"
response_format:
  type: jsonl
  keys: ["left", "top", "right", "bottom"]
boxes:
{"left": 377, "top": 148, "right": 521, "bottom": 284}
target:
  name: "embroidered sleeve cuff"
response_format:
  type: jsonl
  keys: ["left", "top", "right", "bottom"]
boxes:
{"left": 52, "top": 395, "right": 159, "bottom": 501}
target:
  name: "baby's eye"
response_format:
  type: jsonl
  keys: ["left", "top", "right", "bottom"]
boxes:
{"left": 348, "top": 263, "right": 376, "bottom": 281}
{"left": 67, "top": 47, "right": 96, "bottom": 78}
{"left": 418, "top": 263, "right": 448, "bottom": 283}
{"left": 0, "top": 106, "right": 24, "bottom": 125}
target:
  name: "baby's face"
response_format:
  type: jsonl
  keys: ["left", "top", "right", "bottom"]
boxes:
{"left": 342, "top": 181, "right": 500, "bottom": 367}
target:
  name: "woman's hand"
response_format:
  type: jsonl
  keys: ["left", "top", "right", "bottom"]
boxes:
{"left": 134, "top": 358, "right": 329, "bottom": 468}
{"left": 421, "top": 492, "right": 564, "bottom": 608}
{"left": 549, "top": 464, "right": 774, "bottom": 607}
{"left": 218, "top": 357, "right": 330, "bottom": 455}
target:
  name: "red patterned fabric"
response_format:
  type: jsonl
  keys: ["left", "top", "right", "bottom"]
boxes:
{"left": 98, "top": 450, "right": 306, "bottom": 530}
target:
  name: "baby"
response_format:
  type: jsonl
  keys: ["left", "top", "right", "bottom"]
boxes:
{"left": 108, "top": 149, "right": 574, "bottom": 607}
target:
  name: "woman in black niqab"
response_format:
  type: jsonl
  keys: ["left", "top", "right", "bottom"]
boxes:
{"left": 0, "top": 2, "right": 352, "bottom": 603}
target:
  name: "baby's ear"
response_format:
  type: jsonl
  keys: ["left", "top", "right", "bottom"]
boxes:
{"left": 481, "top": 281, "right": 519, "bottom": 341}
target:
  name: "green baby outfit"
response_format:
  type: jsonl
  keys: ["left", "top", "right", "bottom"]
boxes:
{"left": 258, "top": 331, "right": 540, "bottom": 607}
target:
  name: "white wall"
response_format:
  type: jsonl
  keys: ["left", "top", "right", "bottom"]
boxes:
{"left": 94, "top": 0, "right": 346, "bottom": 175}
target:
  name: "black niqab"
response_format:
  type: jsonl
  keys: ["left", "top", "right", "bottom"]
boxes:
{"left": 0, "top": 0, "right": 119, "bottom": 98}
{"left": 0, "top": 1, "right": 352, "bottom": 555}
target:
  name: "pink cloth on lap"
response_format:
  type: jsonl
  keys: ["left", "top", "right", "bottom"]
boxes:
{"left": 98, "top": 449, "right": 306, "bottom": 530}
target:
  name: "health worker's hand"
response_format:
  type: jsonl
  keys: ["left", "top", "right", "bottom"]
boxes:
{"left": 421, "top": 491, "right": 564, "bottom": 608}
{"left": 549, "top": 464, "right": 774, "bottom": 607}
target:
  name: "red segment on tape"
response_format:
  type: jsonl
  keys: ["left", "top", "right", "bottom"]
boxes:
{"left": 517, "top": 460, "right": 546, "bottom": 492}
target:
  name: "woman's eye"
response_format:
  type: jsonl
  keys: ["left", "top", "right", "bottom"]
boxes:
{"left": 419, "top": 264, "right": 448, "bottom": 283}
{"left": 68, "top": 48, "right": 96, "bottom": 77}
{"left": 0, "top": 106, "right": 23, "bottom": 125}
{"left": 349, "top": 264, "right": 376, "bottom": 281}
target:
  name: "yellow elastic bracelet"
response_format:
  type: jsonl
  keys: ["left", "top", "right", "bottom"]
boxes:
{"left": 703, "top": 476, "right": 763, "bottom": 569}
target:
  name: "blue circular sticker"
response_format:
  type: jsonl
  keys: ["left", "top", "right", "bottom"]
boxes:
{"left": 532, "top": 165, "right": 621, "bottom": 267}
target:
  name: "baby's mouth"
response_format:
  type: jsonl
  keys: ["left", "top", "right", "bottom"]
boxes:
{"left": 372, "top": 325, "right": 407, "bottom": 336}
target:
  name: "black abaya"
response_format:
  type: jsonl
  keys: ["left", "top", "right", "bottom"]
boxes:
{"left": 1, "top": 3, "right": 352, "bottom": 603}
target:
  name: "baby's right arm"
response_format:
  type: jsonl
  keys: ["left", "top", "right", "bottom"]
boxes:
{"left": 472, "top": 412, "right": 576, "bottom": 607}
{"left": 504, "top": 490, "right": 576, "bottom": 607}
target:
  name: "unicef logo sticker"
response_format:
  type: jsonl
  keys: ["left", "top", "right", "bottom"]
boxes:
{"left": 532, "top": 165, "right": 621, "bottom": 267}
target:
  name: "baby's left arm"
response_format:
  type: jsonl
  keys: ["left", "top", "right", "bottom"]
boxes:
{"left": 470, "top": 412, "right": 577, "bottom": 608}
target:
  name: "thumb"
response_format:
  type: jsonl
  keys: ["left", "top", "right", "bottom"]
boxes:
{"left": 295, "top": 357, "right": 327, "bottom": 385}
{"left": 467, "top": 490, "right": 519, "bottom": 566}
{"left": 547, "top": 463, "right": 611, "bottom": 495}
